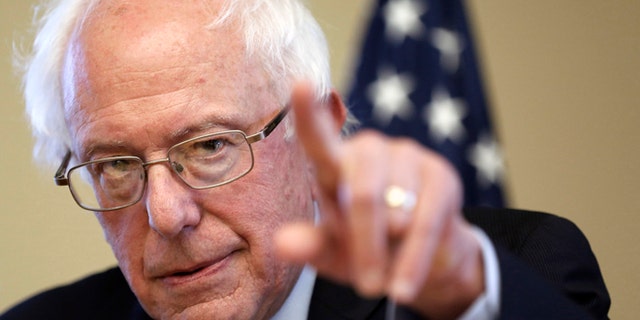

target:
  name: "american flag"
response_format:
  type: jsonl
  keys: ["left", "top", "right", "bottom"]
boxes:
{"left": 347, "top": 0, "right": 506, "bottom": 207}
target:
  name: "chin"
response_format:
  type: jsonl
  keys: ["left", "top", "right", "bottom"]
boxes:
{"left": 151, "top": 302, "right": 266, "bottom": 320}
{"left": 137, "top": 277, "right": 290, "bottom": 320}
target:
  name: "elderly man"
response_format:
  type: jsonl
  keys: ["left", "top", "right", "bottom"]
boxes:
{"left": 3, "top": 0, "right": 609, "bottom": 319}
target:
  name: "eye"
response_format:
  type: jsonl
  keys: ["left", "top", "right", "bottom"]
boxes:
{"left": 106, "top": 159, "right": 135, "bottom": 171}
{"left": 91, "top": 158, "right": 137, "bottom": 177}
{"left": 173, "top": 132, "right": 246, "bottom": 163}
{"left": 194, "top": 138, "right": 225, "bottom": 154}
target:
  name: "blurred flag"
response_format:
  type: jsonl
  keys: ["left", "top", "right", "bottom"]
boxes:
{"left": 347, "top": 0, "right": 506, "bottom": 207}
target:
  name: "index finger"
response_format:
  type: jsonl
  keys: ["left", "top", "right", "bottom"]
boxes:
{"left": 290, "top": 83, "right": 344, "bottom": 197}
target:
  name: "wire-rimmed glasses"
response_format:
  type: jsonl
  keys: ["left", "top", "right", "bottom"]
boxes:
{"left": 54, "top": 107, "right": 289, "bottom": 211}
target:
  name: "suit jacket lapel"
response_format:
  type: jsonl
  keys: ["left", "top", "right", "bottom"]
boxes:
{"left": 308, "top": 277, "right": 385, "bottom": 320}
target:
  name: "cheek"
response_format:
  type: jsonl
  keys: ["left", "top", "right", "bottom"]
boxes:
{"left": 94, "top": 209, "right": 147, "bottom": 270}
{"left": 254, "top": 143, "right": 314, "bottom": 222}
{"left": 225, "top": 142, "right": 315, "bottom": 255}
{"left": 225, "top": 161, "right": 314, "bottom": 240}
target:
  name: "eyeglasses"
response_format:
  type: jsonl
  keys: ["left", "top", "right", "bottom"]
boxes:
{"left": 54, "top": 107, "right": 289, "bottom": 211}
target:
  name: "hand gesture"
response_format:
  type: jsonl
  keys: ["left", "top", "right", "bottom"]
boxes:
{"left": 276, "top": 83, "right": 485, "bottom": 319}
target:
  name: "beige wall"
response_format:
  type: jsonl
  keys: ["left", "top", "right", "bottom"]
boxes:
{"left": 1, "top": 0, "right": 638, "bottom": 318}
{"left": 467, "top": 2, "right": 640, "bottom": 319}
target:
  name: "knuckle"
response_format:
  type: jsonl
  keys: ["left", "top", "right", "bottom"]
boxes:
{"left": 347, "top": 184, "right": 379, "bottom": 214}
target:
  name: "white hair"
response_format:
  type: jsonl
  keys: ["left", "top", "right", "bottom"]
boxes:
{"left": 18, "top": 0, "right": 97, "bottom": 169}
{"left": 17, "top": 0, "right": 354, "bottom": 169}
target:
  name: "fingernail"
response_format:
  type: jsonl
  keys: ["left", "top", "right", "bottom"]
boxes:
{"left": 359, "top": 268, "right": 384, "bottom": 296}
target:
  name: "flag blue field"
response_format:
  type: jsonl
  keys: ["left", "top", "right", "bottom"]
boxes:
{"left": 347, "top": 0, "right": 506, "bottom": 207}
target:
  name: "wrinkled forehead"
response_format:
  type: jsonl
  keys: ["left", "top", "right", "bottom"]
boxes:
{"left": 61, "top": 0, "right": 259, "bottom": 113}
{"left": 61, "top": 0, "right": 277, "bottom": 155}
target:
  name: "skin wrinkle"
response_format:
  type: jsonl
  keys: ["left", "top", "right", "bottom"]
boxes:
{"left": 73, "top": 107, "right": 240, "bottom": 162}
{"left": 69, "top": 60, "right": 260, "bottom": 161}
{"left": 106, "top": 63, "right": 214, "bottom": 98}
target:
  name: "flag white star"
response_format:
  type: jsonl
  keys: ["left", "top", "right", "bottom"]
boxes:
{"left": 382, "top": 0, "right": 428, "bottom": 43}
{"left": 431, "top": 28, "right": 464, "bottom": 72}
{"left": 424, "top": 88, "right": 467, "bottom": 142}
{"left": 367, "top": 68, "right": 415, "bottom": 126}
{"left": 468, "top": 134, "right": 505, "bottom": 187}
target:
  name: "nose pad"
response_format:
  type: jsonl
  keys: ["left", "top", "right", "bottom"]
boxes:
{"left": 172, "top": 161, "right": 184, "bottom": 173}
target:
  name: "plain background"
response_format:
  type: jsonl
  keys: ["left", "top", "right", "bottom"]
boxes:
{"left": 1, "top": 0, "right": 638, "bottom": 318}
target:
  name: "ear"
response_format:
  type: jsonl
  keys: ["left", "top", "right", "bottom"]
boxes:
{"left": 326, "top": 89, "right": 347, "bottom": 134}
{"left": 305, "top": 89, "right": 346, "bottom": 201}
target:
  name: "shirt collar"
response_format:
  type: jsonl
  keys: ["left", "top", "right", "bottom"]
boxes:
{"left": 271, "top": 265, "right": 317, "bottom": 320}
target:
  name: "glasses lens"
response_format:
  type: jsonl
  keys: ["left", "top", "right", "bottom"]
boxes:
{"left": 68, "top": 157, "right": 145, "bottom": 211}
{"left": 169, "top": 131, "right": 254, "bottom": 188}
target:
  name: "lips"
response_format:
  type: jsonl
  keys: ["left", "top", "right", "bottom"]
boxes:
{"left": 169, "top": 262, "right": 213, "bottom": 277}
{"left": 155, "top": 250, "right": 238, "bottom": 286}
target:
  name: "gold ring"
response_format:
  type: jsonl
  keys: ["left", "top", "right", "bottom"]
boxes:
{"left": 384, "top": 185, "right": 417, "bottom": 211}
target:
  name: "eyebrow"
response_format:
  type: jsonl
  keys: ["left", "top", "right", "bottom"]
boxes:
{"left": 77, "top": 109, "right": 261, "bottom": 161}
{"left": 172, "top": 122, "right": 228, "bottom": 138}
{"left": 166, "top": 113, "right": 240, "bottom": 142}
{"left": 78, "top": 140, "right": 127, "bottom": 162}
{"left": 77, "top": 120, "right": 231, "bottom": 161}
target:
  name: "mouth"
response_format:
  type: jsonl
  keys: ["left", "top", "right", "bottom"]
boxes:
{"left": 158, "top": 250, "right": 239, "bottom": 286}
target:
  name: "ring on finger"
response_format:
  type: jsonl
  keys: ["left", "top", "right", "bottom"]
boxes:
{"left": 383, "top": 185, "right": 417, "bottom": 212}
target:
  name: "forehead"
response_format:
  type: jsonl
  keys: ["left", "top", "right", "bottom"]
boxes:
{"left": 79, "top": 1, "right": 223, "bottom": 63}
{"left": 69, "top": 0, "right": 244, "bottom": 97}
{"left": 63, "top": 0, "right": 276, "bottom": 154}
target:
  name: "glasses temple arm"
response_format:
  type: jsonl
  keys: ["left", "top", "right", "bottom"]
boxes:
{"left": 53, "top": 151, "right": 72, "bottom": 186}
{"left": 246, "top": 105, "right": 290, "bottom": 144}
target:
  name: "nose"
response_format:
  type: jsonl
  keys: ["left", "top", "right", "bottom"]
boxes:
{"left": 144, "top": 162, "right": 202, "bottom": 238}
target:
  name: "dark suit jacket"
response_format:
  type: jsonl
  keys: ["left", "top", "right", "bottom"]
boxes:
{"left": 1, "top": 208, "right": 610, "bottom": 319}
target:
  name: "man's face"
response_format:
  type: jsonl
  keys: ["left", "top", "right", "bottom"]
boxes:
{"left": 62, "top": 1, "right": 315, "bottom": 318}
